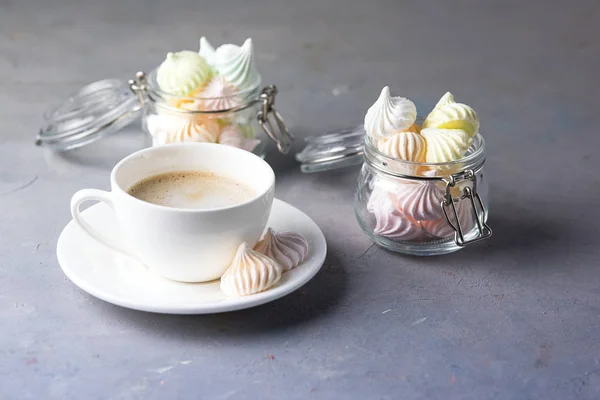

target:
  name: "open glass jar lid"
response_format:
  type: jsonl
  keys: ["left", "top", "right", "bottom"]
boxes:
{"left": 295, "top": 125, "right": 366, "bottom": 173}
{"left": 37, "top": 79, "right": 142, "bottom": 151}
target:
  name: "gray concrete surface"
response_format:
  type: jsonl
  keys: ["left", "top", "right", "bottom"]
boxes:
{"left": 1, "top": 0, "right": 600, "bottom": 398}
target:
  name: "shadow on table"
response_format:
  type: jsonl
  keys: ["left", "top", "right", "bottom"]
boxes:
{"left": 409, "top": 199, "right": 578, "bottom": 270}
{"left": 96, "top": 252, "right": 348, "bottom": 340}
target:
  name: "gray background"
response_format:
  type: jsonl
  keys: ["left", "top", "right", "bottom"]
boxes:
{"left": 1, "top": 0, "right": 600, "bottom": 399}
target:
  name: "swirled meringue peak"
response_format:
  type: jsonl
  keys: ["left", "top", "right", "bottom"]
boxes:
{"left": 156, "top": 51, "right": 213, "bottom": 96}
{"left": 421, "top": 128, "right": 471, "bottom": 163}
{"left": 367, "top": 180, "right": 396, "bottom": 214}
{"left": 147, "top": 113, "right": 219, "bottom": 145}
{"left": 364, "top": 86, "right": 417, "bottom": 141}
{"left": 201, "top": 76, "right": 243, "bottom": 111}
{"left": 213, "top": 38, "right": 261, "bottom": 91}
{"left": 372, "top": 202, "right": 423, "bottom": 241}
{"left": 254, "top": 228, "right": 309, "bottom": 271}
{"left": 422, "top": 92, "right": 480, "bottom": 137}
{"left": 218, "top": 126, "right": 260, "bottom": 152}
{"left": 220, "top": 242, "right": 282, "bottom": 297}
{"left": 434, "top": 91, "right": 455, "bottom": 108}
{"left": 377, "top": 131, "right": 426, "bottom": 162}
{"left": 198, "top": 36, "right": 216, "bottom": 64}
{"left": 422, "top": 199, "right": 475, "bottom": 239}
{"left": 392, "top": 181, "right": 445, "bottom": 221}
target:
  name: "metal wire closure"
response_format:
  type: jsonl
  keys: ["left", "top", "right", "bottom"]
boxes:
{"left": 128, "top": 71, "right": 293, "bottom": 154}
{"left": 128, "top": 71, "right": 148, "bottom": 107}
{"left": 257, "top": 85, "right": 293, "bottom": 154}
{"left": 441, "top": 170, "right": 492, "bottom": 246}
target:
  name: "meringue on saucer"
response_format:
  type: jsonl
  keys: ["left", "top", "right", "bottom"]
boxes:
{"left": 254, "top": 228, "right": 309, "bottom": 271}
{"left": 220, "top": 242, "right": 282, "bottom": 297}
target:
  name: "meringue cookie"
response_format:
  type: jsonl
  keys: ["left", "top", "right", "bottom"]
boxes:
{"left": 434, "top": 91, "right": 455, "bottom": 109}
{"left": 147, "top": 113, "right": 219, "bottom": 145}
{"left": 407, "top": 123, "right": 421, "bottom": 134}
{"left": 372, "top": 202, "right": 423, "bottom": 241}
{"left": 392, "top": 181, "right": 445, "bottom": 221}
{"left": 422, "top": 199, "right": 475, "bottom": 239}
{"left": 367, "top": 180, "right": 397, "bottom": 213}
{"left": 156, "top": 51, "right": 213, "bottom": 96}
{"left": 219, "top": 126, "right": 260, "bottom": 152}
{"left": 421, "top": 128, "right": 471, "bottom": 163}
{"left": 199, "top": 36, "right": 216, "bottom": 64}
{"left": 364, "top": 86, "right": 417, "bottom": 141}
{"left": 377, "top": 131, "right": 426, "bottom": 162}
{"left": 213, "top": 38, "right": 261, "bottom": 91}
{"left": 422, "top": 92, "right": 480, "bottom": 137}
{"left": 254, "top": 228, "right": 309, "bottom": 271}
{"left": 220, "top": 242, "right": 282, "bottom": 297}
{"left": 200, "top": 76, "right": 243, "bottom": 111}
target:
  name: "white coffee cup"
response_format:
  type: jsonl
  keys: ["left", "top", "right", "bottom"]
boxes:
{"left": 70, "top": 143, "right": 275, "bottom": 283}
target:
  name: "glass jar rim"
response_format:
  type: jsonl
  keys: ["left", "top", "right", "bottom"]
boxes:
{"left": 365, "top": 132, "right": 486, "bottom": 168}
{"left": 146, "top": 68, "right": 262, "bottom": 101}
{"left": 364, "top": 129, "right": 486, "bottom": 179}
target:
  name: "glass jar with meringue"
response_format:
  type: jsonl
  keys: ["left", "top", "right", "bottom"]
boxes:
{"left": 354, "top": 88, "right": 491, "bottom": 255}
{"left": 37, "top": 37, "right": 292, "bottom": 156}
{"left": 131, "top": 38, "right": 292, "bottom": 157}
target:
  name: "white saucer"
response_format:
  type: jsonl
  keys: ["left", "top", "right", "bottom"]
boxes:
{"left": 57, "top": 199, "right": 327, "bottom": 314}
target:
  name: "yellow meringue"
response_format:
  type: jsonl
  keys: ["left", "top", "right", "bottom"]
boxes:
{"left": 220, "top": 242, "right": 282, "bottom": 297}
{"left": 377, "top": 131, "right": 426, "bottom": 162}
{"left": 422, "top": 92, "right": 480, "bottom": 137}
{"left": 421, "top": 128, "right": 471, "bottom": 163}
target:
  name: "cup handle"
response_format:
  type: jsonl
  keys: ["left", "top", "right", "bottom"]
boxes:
{"left": 70, "top": 189, "right": 139, "bottom": 261}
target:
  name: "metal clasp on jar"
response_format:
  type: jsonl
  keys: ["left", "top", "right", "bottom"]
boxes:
{"left": 441, "top": 169, "right": 492, "bottom": 246}
{"left": 128, "top": 71, "right": 293, "bottom": 154}
{"left": 257, "top": 85, "right": 293, "bottom": 154}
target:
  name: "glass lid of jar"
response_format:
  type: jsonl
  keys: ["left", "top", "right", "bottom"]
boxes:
{"left": 36, "top": 78, "right": 143, "bottom": 151}
{"left": 295, "top": 125, "right": 366, "bottom": 173}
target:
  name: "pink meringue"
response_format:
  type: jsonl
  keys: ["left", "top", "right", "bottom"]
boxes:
{"left": 373, "top": 207, "right": 423, "bottom": 240}
{"left": 218, "top": 126, "right": 260, "bottom": 152}
{"left": 392, "top": 181, "right": 445, "bottom": 221}
{"left": 254, "top": 228, "right": 309, "bottom": 271}
{"left": 422, "top": 199, "right": 475, "bottom": 239}
{"left": 220, "top": 242, "right": 282, "bottom": 297}
{"left": 200, "top": 76, "right": 243, "bottom": 111}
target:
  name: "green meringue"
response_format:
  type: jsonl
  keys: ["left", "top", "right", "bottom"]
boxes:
{"left": 213, "top": 38, "right": 261, "bottom": 91}
{"left": 156, "top": 50, "right": 212, "bottom": 96}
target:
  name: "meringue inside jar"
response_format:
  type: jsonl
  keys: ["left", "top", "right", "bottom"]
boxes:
{"left": 355, "top": 129, "right": 489, "bottom": 256}
{"left": 142, "top": 69, "right": 268, "bottom": 157}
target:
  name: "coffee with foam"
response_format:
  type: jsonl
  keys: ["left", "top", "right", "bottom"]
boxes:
{"left": 127, "top": 171, "right": 256, "bottom": 209}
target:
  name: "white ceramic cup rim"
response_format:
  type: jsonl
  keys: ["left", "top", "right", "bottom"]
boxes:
{"left": 110, "top": 142, "right": 276, "bottom": 213}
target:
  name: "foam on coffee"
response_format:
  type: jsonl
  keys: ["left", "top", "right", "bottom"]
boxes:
{"left": 127, "top": 171, "right": 256, "bottom": 209}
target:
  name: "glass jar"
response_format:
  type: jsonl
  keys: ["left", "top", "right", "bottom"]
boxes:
{"left": 129, "top": 71, "right": 292, "bottom": 157}
{"left": 354, "top": 130, "right": 491, "bottom": 255}
{"left": 37, "top": 72, "right": 292, "bottom": 156}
